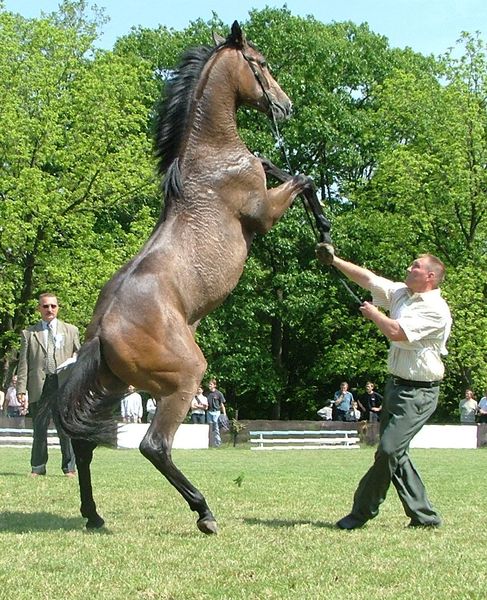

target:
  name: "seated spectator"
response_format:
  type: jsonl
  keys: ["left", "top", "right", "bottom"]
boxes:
{"left": 345, "top": 400, "right": 362, "bottom": 422}
{"left": 459, "top": 389, "right": 477, "bottom": 424}
{"left": 333, "top": 382, "right": 354, "bottom": 421}
{"left": 317, "top": 401, "right": 333, "bottom": 421}
{"left": 360, "top": 381, "right": 383, "bottom": 422}
{"left": 477, "top": 390, "right": 487, "bottom": 424}
{"left": 121, "top": 385, "right": 143, "bottom": 423}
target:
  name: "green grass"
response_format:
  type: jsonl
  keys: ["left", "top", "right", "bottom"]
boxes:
{"left": 1, "top": 446, "right": 485, "bottom": 599}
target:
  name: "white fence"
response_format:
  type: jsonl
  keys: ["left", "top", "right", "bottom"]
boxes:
{"left": 0, "top": 422, "right": 481, "bottom": 449}
{"left": 117, "top": 423, "right": 209, "bottom": 449}
{"left": 410, "top": 424, "right": 478, "bottom": 449}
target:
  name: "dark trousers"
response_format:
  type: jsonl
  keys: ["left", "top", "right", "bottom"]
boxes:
{"left": 351, "top": 378, "right": 440, "bottom": 525}
{"left": 191, "top": 413, "right": 206, "bottom": 424}
{"left": 30, "top": 374, "right": 76, "bottom": 474}
{"left": 335, "top": 410, "right": 348, "bottom": 422}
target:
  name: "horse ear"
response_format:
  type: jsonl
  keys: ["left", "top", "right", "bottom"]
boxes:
{"left": 212, "top": 31, "right": 225, "bottom": 46}
{"left": 229, "top": 20, "right": 246, "bottom": 48}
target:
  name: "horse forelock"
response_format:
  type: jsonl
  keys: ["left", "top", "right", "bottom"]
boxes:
{"left": 154, "top": 45, "right": 214, "bottom": 177}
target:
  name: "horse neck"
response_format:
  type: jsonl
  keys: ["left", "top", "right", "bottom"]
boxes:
{"left": 185, "top": 54, "right": 243, "bottom": 150}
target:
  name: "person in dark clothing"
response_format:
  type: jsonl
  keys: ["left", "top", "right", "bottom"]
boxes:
{"left": 206, "top": 378, "right": 226, "bottom": 447}
{"left": 360, "top": 382, "right": 383, "bottom": 422}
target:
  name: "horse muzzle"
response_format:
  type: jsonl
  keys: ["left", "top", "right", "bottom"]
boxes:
{"left": 269, "top": 98, "right": 292, "bottom": 121}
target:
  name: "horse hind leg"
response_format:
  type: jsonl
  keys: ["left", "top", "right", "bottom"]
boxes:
{"left": 71, "top": 438, "right": 105, "bottom": 530}
{"left": 139, "top": 397, "right": 217, "bottom": 535}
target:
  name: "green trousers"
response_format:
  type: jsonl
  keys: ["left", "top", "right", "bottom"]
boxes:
{"left": 351, "top": 378, "right": 441, "bottom": 525}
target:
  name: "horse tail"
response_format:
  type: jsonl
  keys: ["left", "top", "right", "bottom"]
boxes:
{"left": 59, "top": 336, "right": 120, "bottom": 445}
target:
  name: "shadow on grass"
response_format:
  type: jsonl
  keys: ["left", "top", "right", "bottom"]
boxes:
{"left": 0, "top": 511, "right": 111, "bottom": 534}
{"left": 244, "top": 517, "right": 336, "bottom": 529}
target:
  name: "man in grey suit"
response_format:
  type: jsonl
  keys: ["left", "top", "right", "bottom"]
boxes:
{"left": 16, "top": 293, "right": 80, "bottom": 477}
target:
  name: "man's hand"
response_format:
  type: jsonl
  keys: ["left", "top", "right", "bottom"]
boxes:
{"left": 359, "top": 301, "right": 381, "bottom": 321}
{"left": 359, "top": 302, "right": 408, "bottom": 341}
{"left": 315, "top": 242, "right": 335, "bottom": 266}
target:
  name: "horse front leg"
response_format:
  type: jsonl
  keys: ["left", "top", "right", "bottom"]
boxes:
{"left": 261, "top": 157, "right": 332, "bottom": 243}
{"left": 139, "top": 399, "right": 217, "bottom": 535}
{"left": 266, "top": 173, "right": 313, "bottom": 225}
{"left": 259, "top": 158, "right": 313, "bottom": 230}
{"left": 71, "top": 438, "right": 105, "bottom": 530}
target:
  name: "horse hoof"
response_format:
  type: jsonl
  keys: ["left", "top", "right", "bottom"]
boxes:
{"left": 86, "top": 514, "right": 105, "bottom": 529}
{"left": 197, "top": 518, "right": 218, "bottom": 535}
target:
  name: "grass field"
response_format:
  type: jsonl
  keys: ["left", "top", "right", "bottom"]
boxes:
{"left": 0, "top": 446, "right": 485, "bottom": 600}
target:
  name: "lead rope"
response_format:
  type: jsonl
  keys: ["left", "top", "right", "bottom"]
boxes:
{"left": 268, "top": 104, "right": 364, "bottom": 307}
{"left": 243, "top": 51, "right": 363, "bottom": 307}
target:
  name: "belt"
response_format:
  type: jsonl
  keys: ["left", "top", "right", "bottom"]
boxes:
{"left": 392, "top": 376, "right": 441, "bottom": 388}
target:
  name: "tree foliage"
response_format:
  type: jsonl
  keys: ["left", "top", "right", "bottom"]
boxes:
{"left": 1, "top": 4, "right": 485, "bottom": 421}
{"left": 0, "top": 1, "right": 159, "bottom": 377}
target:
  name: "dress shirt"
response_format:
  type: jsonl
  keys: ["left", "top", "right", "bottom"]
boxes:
{"left": 369, "top": 275, "right": 452, "bottom": 381}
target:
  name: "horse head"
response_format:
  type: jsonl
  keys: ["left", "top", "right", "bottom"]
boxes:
{"left": 214, "top": 21, "right": 292, "bottom": 121}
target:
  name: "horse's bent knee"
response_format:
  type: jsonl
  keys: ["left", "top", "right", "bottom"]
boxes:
{"left": 140, "top": 437, "right": 168, "bottom": 464}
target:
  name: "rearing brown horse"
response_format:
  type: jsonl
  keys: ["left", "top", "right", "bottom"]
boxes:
{"left": 60, "top": 21, "right": 312, "bottom": 534}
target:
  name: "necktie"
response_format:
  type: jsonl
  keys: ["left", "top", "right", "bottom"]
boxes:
{"left": 46, "top": 324, "right": 57, "bottom": 374}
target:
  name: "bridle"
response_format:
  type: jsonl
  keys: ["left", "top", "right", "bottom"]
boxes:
{"left": 241, "top": 51, "right": 332, "bottom": 237}
{"left": 242, "top": 48, "right": 364, "bottom": 307}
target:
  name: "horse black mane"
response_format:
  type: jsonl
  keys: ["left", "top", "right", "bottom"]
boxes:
{"left": 153, "top": 44, "right": 215, "bottom": 178}
{"left": 152, "top": 23, "right": 246, "bottom": 208}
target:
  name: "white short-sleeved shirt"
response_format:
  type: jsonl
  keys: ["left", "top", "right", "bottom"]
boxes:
{"left": 369, "top": 275, "right": 452, "bottom": 381}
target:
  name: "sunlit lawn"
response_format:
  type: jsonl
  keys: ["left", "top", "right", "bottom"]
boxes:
{"left": 0, "top": 446, "right": 485, "bottom": 599}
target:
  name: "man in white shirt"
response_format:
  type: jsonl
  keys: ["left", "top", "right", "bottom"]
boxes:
{"left": 317, "top": 245, "right": 452, "bottom": 529}
{"left": 121, "top": 386, "right": 143, "bottom": 423}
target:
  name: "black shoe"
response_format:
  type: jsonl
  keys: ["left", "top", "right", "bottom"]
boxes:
{"left": 408, "top": 518, "right": 442, "bottom": 528}
{"left": 336, "top": 513, "right": 366, "bottom": 530}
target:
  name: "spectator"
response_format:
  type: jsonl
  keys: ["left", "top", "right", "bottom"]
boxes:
{"left": 317, "top": 401, "right": 333, "bottom": 421}
{"left": 146, "top": 397, "right": 156, "bottom": 423}
{"left": 190, "top": 386, "right": 208, "bottom": 424}
{"left": 478, "top": 390, "right": 487, "bottom": 424}
{"left": 333, "top": 382, "right": 354, "bottom": 421}
{"left": 206, "top": 378, "right": 226, "bottom": 447}
{"left": 316, "top": 246, "right": 452, "bottom": 530}
{"left": 121, "top": 385, "right": 143, "bottom": 423}
{"left": 346, "top": 399, "right": 362, "bottom": 422}
{"left": 4, "top": 375, "right": 23, "bottom": 418}
{"left": 360, "top": 381, "right": 383, "bottom": 422}
{"left": 16, "top": 293, "right": 79, "bottom": 477}
{"left": 459, "top": 389, "right": 478, "bottom": 424}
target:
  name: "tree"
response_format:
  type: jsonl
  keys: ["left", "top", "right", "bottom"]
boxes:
{"left": 0, "top": 1, "right": 159, "bottom": 382}
{"left": 3, "top": 4, "right": 485, "bottom": 420}
{"left": 198, "top": 9, "right": 436, "bottom": 417}
{"left": 338, "top": 32, "right": 487, "bottom": 415}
